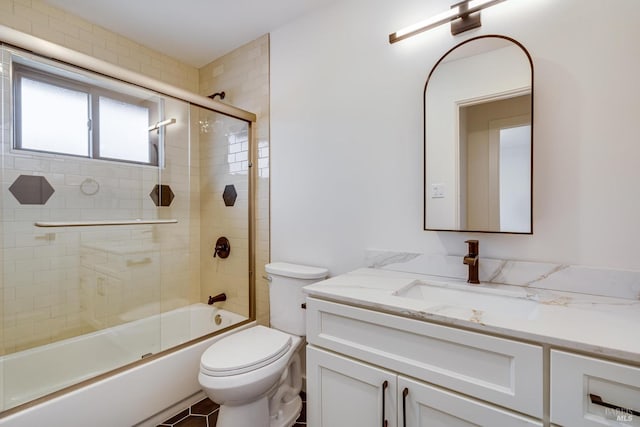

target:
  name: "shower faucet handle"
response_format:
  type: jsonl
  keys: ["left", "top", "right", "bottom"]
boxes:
{"left": 213, "top": 237, "right": 230, "bottom": 259}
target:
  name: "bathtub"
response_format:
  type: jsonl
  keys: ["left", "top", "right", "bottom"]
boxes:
{"left": 0, "top": 303, "right": 252, "bottom": 426}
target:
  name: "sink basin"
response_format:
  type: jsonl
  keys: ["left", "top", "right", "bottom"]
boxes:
{"left": 393, "top": 280, "right": 540, "bottom": 321}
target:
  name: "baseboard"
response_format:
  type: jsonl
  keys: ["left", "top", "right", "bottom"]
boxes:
{"left": 133, "top": 391, "right": 206, "bottom": 427}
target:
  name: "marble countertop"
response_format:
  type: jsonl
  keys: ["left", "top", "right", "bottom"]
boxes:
{"left": 303, "top": 268, "right": 640, "bottom": 364}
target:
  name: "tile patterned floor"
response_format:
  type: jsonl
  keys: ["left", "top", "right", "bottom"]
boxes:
{"left": 294, "top": 391, "right": 307, "bottom": 426}
{"left": 157, "top": 392, "right": 307, "bottom": 427}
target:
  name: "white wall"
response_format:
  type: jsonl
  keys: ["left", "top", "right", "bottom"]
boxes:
{"left": 270, "top": 0, "right": 640, "bottom": 275}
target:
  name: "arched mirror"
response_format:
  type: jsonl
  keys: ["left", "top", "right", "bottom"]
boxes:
{"left": 424, "top": 35, "right": 533, "bottom": 233}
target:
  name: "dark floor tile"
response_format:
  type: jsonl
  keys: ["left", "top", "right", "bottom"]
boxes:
{"left": 296, "top": 402, "right": 306, "bottom": 423}
{"left": 175, "top": 414, "right": 208, "bottom": 427}
{"left": 163, "top": 392, "right": 303, "bottom": 427}
{"left": 191, "top": 397, "right": 219, "bottom": 415}
{"left": 161, "top": 408, "right": 189, "bottom": 425}
{"left": 207, "top": 410, "right": 219, "bottom": 426}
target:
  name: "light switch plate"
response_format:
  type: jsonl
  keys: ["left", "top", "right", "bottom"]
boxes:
{"left": 431, "top": 183, "right": 445, "bottom": 198}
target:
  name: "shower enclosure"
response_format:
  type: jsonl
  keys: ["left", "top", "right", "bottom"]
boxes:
{"left": 0, "top": 40, "right": 255, "bottom": 414}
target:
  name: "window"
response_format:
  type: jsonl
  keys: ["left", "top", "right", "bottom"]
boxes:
{"left": 96, "top": 96, "right": 154, "bottom": 163}
{"left": 13, "top": 62, "right": 160, "bottom": 166}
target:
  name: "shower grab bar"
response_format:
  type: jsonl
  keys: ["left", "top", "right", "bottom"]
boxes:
{"left": 34, "top": 219, "right": 178, "bottom": 227}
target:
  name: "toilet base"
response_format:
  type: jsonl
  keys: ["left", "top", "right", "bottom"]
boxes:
{"left": 270, "top": 395, "right": 301, "bottom": 427}
{"left": 217, "top": 396, "right": 269, "bottom": 427}
{"left": 213, "top": 394, "right": 301, "bottom": 427}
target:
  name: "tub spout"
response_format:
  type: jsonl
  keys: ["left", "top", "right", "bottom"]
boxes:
{"left": 208, "top": 293, "right": 227, "bottom": 305}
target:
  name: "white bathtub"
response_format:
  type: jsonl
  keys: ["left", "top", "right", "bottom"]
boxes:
{"left": 0, "top": 303, "right": 251, "bottom": 426}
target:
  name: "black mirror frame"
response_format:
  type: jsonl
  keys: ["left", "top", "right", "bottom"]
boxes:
{"left": 423, "top": 34, "right": 534, "bottom": 234}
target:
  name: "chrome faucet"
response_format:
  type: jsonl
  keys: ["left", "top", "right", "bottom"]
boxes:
{"left": 463, "top": 240, "right": 480, "bottom": 284}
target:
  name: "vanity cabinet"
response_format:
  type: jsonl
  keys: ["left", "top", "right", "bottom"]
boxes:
{"left": 551, "top": 350, "right": 640, "bottom": 426}
{"left": 306, "top": 298, "right": 543, "bottom": 426}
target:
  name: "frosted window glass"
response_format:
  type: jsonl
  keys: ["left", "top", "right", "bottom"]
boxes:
{"left": 98, "top": 96, "right": 150, "bottom": 163}
{"left": 20, "top": 78, "right": 89, "bottom": 156}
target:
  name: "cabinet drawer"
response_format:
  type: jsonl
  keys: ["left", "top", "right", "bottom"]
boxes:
{"left": 306, "top": 298, "right": 543, "bottom": 418}
{"left": 551, "top": 350, "right": 640, "bottom": 426}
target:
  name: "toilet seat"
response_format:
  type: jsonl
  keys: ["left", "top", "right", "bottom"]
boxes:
{"left": 200, "top": 326, "right": 292, "bottom": 377}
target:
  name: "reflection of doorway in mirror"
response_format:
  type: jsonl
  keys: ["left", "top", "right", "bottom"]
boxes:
{"left": 498, "top": 123, "right": 531, "bottom": 232}
{"left": 459, "top": 94, "right": 531, "bottom": 232}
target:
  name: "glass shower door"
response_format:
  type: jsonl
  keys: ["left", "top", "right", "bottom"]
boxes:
{"left": 0, "top": 46, "right": 180, "bottom": 410}
{"left": 0, "top": 43, "right": 254, "bottom": 413}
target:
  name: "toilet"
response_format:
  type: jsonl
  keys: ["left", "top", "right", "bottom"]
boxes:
{"left": 198, "top": 262, "right": 328, "bottom": 427}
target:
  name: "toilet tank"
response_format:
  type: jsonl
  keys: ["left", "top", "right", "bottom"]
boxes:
{"left": 265, "top": 262, "right": 328, "bottom": 336}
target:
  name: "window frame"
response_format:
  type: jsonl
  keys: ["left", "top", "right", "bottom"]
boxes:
{"left": 12, "top": 62, "right": 160, "bottom": 167}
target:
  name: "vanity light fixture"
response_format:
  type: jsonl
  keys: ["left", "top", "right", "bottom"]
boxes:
{"left": 389, "top": 0, "right": 507, "bottom": 44}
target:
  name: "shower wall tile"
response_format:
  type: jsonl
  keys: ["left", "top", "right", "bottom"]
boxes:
{"left": 0, "top": 0, "right": 199, "bottom": 92}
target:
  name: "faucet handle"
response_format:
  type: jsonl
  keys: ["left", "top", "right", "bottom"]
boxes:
{"left": 213, "top": 236, "right": 230, "bottom": 259}
{"left": 465, "top": 239, "right": 479, "bottom": 255}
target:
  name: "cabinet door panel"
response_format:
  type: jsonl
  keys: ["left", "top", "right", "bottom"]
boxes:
{"left": 551, "top": 350, "right": 640, "bottom": 426}
{"left": 307, "top": 346, "right": 397, "bottom": 427}
{"left": 398, "top": 376, "right": 542, "bottom": 427}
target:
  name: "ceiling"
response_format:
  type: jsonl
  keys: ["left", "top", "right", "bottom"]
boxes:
{"left": 45, "top": 0, "right": 337, "bottom": 68}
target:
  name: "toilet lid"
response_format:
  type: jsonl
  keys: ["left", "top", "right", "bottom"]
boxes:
{"left": 265, "top": 262, "right": 328, "bottom": 280}
{"left": 200, "top": 326, "right": 292, "bottom": 377}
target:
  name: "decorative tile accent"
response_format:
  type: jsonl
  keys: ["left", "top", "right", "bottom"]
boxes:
{"left": 222, "top": 184, "right": 237, "bottom": 207}
{"left": 150, "top": 184, "right": 175, "bottom": 207}
{"left": 8, "top": 174, "right": 55, "bottom": 205}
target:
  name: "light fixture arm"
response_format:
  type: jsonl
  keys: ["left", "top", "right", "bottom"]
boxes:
{"left": 450, "top": 0, "right": 481, "bottom": 35}
{"left": 388, "top": 0, "right": 507, "bottom": 44}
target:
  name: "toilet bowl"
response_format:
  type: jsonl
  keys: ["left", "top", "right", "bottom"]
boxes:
{"left": 198, "top": 262, "right": 328, "bottom": 427}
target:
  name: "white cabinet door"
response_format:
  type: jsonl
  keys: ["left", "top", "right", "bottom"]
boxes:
{"left": 551, "top": 350, "right": 640, "bottom": 426}
{"left": 398, "top": 376, "right": 542, "bottom": 427}
{"left": 307, "top": 345, "right": 397, "bottom": 427}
